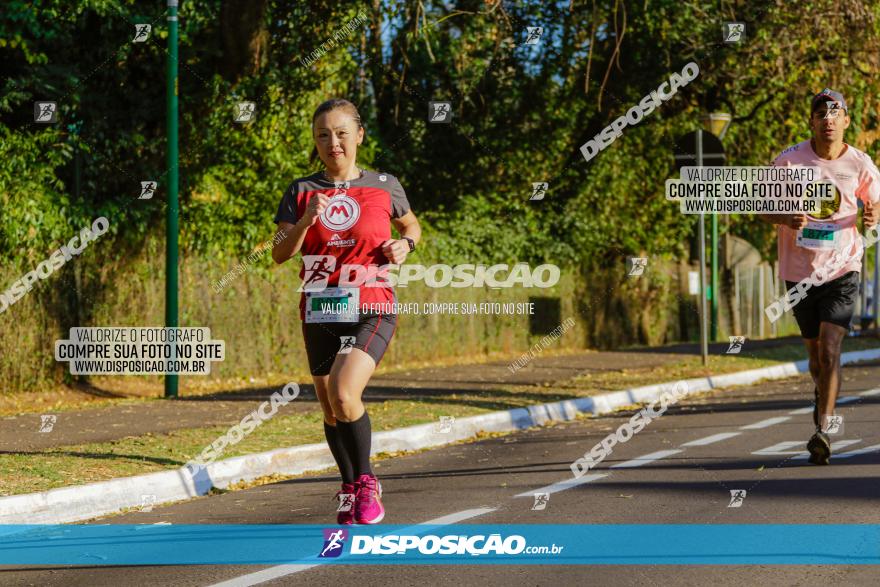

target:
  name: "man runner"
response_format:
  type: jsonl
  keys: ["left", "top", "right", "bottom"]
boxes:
{"left": 762, "top": 88, "right": 880, "bottom": 465}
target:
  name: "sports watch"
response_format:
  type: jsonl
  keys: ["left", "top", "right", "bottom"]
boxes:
{"left": 403, "top": 237, "right": 416, "bottom": 252}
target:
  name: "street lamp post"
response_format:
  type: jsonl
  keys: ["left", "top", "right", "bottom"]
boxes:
{"left": 674, "top": 131, "right": 725, "bottom": 366}
{"left": 165, "top": 0, "right": 180, "bottom": 398}
{"left": 702, "top": 113, "right": 732, "bottom": 343}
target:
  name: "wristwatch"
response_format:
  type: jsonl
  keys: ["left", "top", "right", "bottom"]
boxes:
{"left": 403, "top": 237, "right": 416, "bottom": 252}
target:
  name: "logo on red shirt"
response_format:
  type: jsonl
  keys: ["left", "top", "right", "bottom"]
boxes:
{"left": 320, "top": 194, "right": 360, "bottom": 231}
{"left": 327, "top": 232, "right": 356, "bottom": 248}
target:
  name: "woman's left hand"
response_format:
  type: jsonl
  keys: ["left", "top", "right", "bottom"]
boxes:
{"left": 381, "top": 239, "right": 409, "bottom": 264}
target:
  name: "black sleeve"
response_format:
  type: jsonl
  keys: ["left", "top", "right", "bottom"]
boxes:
{"left": 390, "top": 176, "right": 411, "bottom": 218}
{"left": 274, "top": 182, "right": 298, "bottom": 224}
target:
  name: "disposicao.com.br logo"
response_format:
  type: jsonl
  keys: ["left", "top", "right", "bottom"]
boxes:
{"left": 323, "top": 531, "right": 564, "bottom": 558}
{"left": 298, "top": 256, "right": 561, "bottom": 291}
{"left": 319, "top": 528, "right": 349, "bottom": 558}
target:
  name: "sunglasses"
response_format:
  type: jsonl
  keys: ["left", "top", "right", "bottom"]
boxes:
{"left": 812, "top": 100, "right": 846, "bottom": 119}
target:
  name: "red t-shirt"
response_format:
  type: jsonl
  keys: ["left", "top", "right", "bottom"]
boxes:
{"left": 274, "top": 169, "right": 411, "bottom": 319}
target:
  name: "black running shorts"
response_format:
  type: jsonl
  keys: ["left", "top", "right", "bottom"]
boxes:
{"left": 302, "top": 313, "right": 397, "bottom": 376}
{"left": 785, "top": 271, "right": 859, "bottom": 339}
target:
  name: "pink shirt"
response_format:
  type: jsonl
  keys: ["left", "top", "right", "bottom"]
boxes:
{"left": 773, "top": 140, "right": 880, "bottom": 282}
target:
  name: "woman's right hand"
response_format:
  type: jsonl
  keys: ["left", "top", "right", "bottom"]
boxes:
{"left": 303, "top": 193, "right": 330, "bottom": 226}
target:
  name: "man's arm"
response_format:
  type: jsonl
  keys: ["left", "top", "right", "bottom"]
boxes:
{"left": 856, "top": 164, "right": 880, "bottom": 227}
{"left": 864, "top": 202, "right": 877, "bottom": 228}
{"left": 760, "top": 214, "right": 805, "bottom": 229}
{"left": 762, "top": 154, "right": 807, "bottom": 228}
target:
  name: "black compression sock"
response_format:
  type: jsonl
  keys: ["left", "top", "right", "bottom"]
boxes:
{"left": 324, "top": 421, "right": 355, "bottom": 484}
{"left": 336, "top": 412, "right": 373, "bottom": 478}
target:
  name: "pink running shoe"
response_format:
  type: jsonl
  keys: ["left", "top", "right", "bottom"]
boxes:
{"left": 335, "top": 482, "right": 357, "bottom": 525}
{"left": 354, "top": 474, "right": 384, "bottom": 524}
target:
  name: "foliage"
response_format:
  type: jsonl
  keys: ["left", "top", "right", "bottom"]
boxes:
{"left": 3, "top": 1, "right": 880, "bottom": 265}
{"left": 3, "top": 1, "right": 880, "bottom": 390}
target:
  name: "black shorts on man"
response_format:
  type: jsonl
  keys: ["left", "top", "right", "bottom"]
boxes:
{"left": 785, "top": 271, "right": 858, "bottom": 339}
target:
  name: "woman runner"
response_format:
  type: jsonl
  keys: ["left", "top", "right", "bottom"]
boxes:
{"left": 272, "top": 98, "right": 421, "bottom": 523}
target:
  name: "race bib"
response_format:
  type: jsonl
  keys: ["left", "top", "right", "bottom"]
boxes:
{"left": 797, "top": 222, "right": 839, "bottom": 250}
{"left": 305, "top": 287, "right": 359, "bottom": 323}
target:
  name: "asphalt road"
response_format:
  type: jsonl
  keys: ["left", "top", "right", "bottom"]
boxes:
{"left": 4, "top": 360, "right": 880, "bottom": 586}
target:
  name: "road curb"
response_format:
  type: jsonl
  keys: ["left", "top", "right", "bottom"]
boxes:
{"left": 4, "top": 347, "right": 879, "bottom": 524}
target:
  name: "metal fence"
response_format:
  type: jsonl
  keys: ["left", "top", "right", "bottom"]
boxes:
{"left": 732, "top": 263, "right": 875, "bottom": 339}
{"left": 732, "top": 264, "right": 797, "bottom": 339}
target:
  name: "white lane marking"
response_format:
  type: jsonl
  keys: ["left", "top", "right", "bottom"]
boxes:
{"left": 753, "top": 439, "right": 861, "bottom": 457}
{"left": 207, "top": 564, "right": 317, "bottom": 586}
{"left": 740, "top": 417, "right": 791, "bottom": 430}
{"left": 834, "top": 443, "right": 880, "bottom": 459}
{"left": 514, "top": 474, "right": 607, "bottom": 498}
{"left": 419, "top": 507, "right": 498, "bottom": 524}
{"left": 824, "top": 439, "right": 860, "bottom": 450}
{"left": 752, "top": 441, "right": 804, "bottom": 455}
{"left": 788, "top": 407, "right": 814, "bottom": 415}
{"left": 859, "top": 388, "right": 880, "bottom": 397}
{"left": 205, "top": 507, "right": 496, "bottom": 587}
{"left": 680, "top": 432, "right": 742, "bottom": 446}
{"left": 609, "top": 449, "right": 682, "bottom": 468}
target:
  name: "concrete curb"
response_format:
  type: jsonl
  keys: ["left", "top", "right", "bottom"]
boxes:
{"left": 4, "top": 347, "right": 879, "bottom": 524}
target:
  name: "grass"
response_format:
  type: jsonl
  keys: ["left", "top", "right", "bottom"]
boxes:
{"left": 3, "top": 336, "right": 879, "bottom": 497}
{"left": 0, "top": 400, "right": 494, "bottom": 496}
{"left": 0, "top": 346, "right": 575, "bottom": 418}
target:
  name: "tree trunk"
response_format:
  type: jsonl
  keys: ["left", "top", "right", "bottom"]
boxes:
{"left": 219, "top": 0, "right": 269, "bottom": 82}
